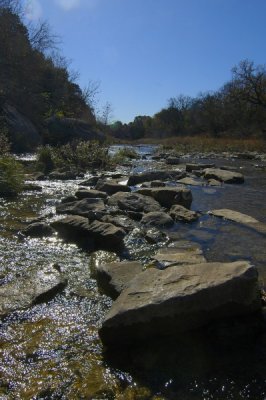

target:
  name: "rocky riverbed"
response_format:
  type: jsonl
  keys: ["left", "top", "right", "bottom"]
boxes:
{"left": 1, "top": 146, "right": 266, "bottom": 399}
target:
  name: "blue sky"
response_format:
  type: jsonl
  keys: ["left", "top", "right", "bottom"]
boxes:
{"left": 25, "top": 0, "right": 266, "bottom": 123}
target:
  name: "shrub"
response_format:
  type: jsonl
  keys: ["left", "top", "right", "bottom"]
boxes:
{"left": 0, "top": 156, "right": 24, "bottom": 196}
{"left": 0, "top": 129, "right": 11, "bottom": 156}
{"left": 111, "top": 147, "right": 139, "bottom": 165}
{"left": 36, "top": 140, "right": 110, "bottom": 173}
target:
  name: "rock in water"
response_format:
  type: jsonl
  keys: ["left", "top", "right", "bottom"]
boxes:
{"left": 99, "top": 261, "right": 261, "bottom": 347}
{"left": 137, "top": 187, "right": 192, "bottom": 209}
{"left": 0, "top": 265, "right": 67, "bottom": 318}
{"left": 203, "top": 168, "right": 244, "bottom": 183}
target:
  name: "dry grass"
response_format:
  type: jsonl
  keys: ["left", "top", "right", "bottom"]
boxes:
{"left": 113, "top": 136, "right": 266, "bottom": 153}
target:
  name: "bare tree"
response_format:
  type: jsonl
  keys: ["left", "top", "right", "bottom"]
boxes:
{"left": 28, "top": 20, "right": 59, "bottom": 53}
{"left": 231, "top": 59, "right": 266, "bottom": 109}
{"left": 82, "top": 80, "right": 101, "bottom": 111}
{"left": 0, "top": 0, "right": 22, "bottom": 15}
{"left": 99, "top": 101, "right": 114, "bottom": 125}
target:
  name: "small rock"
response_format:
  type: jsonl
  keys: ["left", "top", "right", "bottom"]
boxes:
{"left": 170, "top": 204, "right": 199, "bottom": 222}
{"left": 95, "top": 179, "right": 131, "bottom": 195}
{"left": 75, "top": 189, "right": 107, "bottom": 200}
{"left": 141, "top": 211, "right": 174, "bottom": 228}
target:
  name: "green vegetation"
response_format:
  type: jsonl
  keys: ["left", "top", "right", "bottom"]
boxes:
{"left": 0, "top": 156, "right": 24, "bottom": 196}
{"left": 111, "top": 147, "right": 140, "bottom": 164}
{"left": 37, "top": 141, "right": 110, "bottom": 173}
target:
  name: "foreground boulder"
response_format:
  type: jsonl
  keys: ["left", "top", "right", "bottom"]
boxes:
{"left": 99, "top": 261, "right": 261, "bottom": 346}
{"left": 0, "top": 265, "right": 67, "bottom": 318}
{"left": 137, "top": 187, "right": 192, "bottom": 209}
{"left": 95, "top": 261, "right": 143, "bottom": 299}
{"left": 203, "top": 168, "right": 244, "bottom": 183}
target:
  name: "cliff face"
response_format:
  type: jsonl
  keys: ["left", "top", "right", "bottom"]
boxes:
{"left": 0, "top": 7, "right": 97, "bottom": 151}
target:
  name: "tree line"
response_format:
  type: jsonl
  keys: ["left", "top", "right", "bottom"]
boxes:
{"left": 110, "top": 60, "right": 266, "bottom": 140}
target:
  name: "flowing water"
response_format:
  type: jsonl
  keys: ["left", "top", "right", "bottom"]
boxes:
{"left": 0, "top": 147, "right": 266, "bottom": 399}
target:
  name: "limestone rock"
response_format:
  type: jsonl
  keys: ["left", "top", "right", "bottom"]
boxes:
{"left": 75, "top": 189, "right": 107, "bottom": 200}
{"left": 186, "top": 163, "right": 215, "bottom": 172}
{"left": 141, "top": 212, "right": 174, "bottom": 228}
{"left": 127, "top": 170, "right": 185, "bottom": 186}
{"left": 107, "top": 192, "right": 162, "bottom": 214}
{"left": 152, "top": 241, "right": 206, "bottom": 268}
{"left": 203, "top": 168, "right": 244, "bottom": 184}
{"left": 22, "top": 222, "right": 54, "bottom": 237}
{"left": 170, "top": 205, "right": 199, "bottom": 222}
{"left": 51, "top": 216, "right": 126, "bottom": 250}
{"left": 99, "top": 261, "right": 261, "bottom": 346}
{"left": 0, "top": 265, "right": 67, "bottom": 318}
{"left": 95, "top": 261, "right": 143, "bottom": 299}
{"left": 95, "top": 179, "right": 131, "bottom": 195}
{"left": 177, "top": 177, "right": 204, "bottom": 186}
{"left": 209, "top": 209, "right": 259, "bottom": 225}
{"left": 137, "top": 187, "right": 192, "bottom": 209}
{"left": 56, "top": 198, "right": 106, "bottom": 219}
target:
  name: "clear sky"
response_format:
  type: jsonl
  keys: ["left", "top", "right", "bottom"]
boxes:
{"left": 25, "top": 0, "right": 266, "bottom": 123}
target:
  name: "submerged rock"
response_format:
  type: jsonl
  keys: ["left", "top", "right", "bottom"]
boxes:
{"left": 203, "top": 168, "right": 244, "bottom": 183}
{"left": 0, "top": 265, "right": 67, "bottom": 318}
{"left": 170, "top": 204, "right": 199, "bottom": 222}
{"left": 137, "top": 187, "right": 192, "bottom": 209}
{"left": 99, "top": 261, "right": 261, "bottom": 346}
{"left": 209, "top": 208, "right": 266, "bottom": 234}
{"left": 95, "top": 261, "right": 143, "bottom": 299}
{"left": 127, "top": 170, "right": 185, "bottom": 186}
{"left": 209, "top": 209, "right": 259, "bottom": 225}
{"left": 152, "top": 241, "right": 206, "bottom": 268}
{"left": 22, "top": 222, "right": 54, "bottom": 237}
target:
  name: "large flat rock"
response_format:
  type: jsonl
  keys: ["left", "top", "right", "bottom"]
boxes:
{"left": 0, "top": 265, "right": 67, "bottom": 318}
{"left": 152, "top": 242, "right": 206, "bottom": 268}
{"left": 203, "top": 168, "right": 244, "bottom": 184}
{"left": 127, "top": 170, "right": 185, "bottom": 186}
{"left": 99, "top": 261, "right": 261, "bottom": 346}
{"left": 209, "top": 209, "right": 266, "bottom": 234}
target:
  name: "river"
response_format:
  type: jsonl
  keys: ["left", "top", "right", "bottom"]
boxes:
{"left": 0, "top": 146, "right": 266, "bottom": 399}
